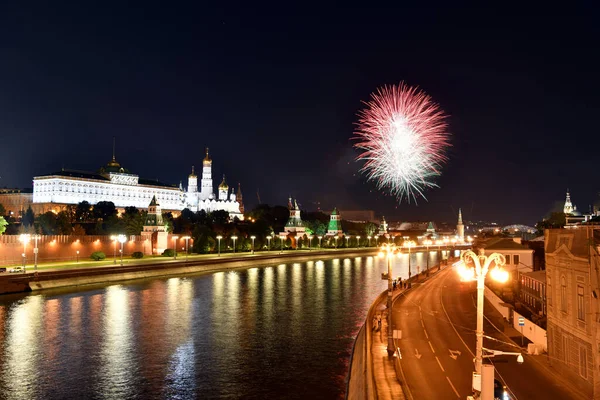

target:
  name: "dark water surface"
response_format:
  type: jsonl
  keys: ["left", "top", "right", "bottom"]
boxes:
{"left": 0, "top": 254, "right": 437, "bottom": 399}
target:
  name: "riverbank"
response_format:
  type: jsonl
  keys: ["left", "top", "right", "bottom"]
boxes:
{"left": 0, "top": 248, "right": 378, "bottom": 295}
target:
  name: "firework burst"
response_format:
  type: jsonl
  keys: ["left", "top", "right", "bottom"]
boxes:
{"left": 353, "top": 82, "right": 450, "bottom": 203}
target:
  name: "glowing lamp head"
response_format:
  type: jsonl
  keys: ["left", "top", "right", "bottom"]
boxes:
{"left": 250, "top": 236, "right": 256, "bottom": 240}
{"left": 117, "top": 234, "right": 127, "bottom": 244}
{"left": 19, "top": 234, "right": 31, "bottom": 244}
{"left": 266, "top": 236, "right": 271, "bottom": 240}
{"left": 378, "top": 251, "right": 384, "bottom": 258}
{"left": 216, "top": 235, "right": 223, "bottom": 240}
{"left": 490, "top": 267, "right": 509, "bottom": 283}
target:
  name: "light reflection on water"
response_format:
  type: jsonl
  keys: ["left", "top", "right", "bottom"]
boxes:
{"left": 0, "top": 254, "right": 435, "bottom": 399}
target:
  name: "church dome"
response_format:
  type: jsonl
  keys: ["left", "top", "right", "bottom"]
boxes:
{"left": 218, "top": 175, "right": 228, "bottom": 190}
{"left": 189, "top": 166, "right": 197, "bottom": 178}
{"left": 203, "top": 148, "right": 212, "bottom": 165}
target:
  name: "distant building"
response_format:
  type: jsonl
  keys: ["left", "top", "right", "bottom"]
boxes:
{"left": 281, "top": 197, "right": 306, "bottom": 238}
{"left": 326, "top": 208, "right": 343, "bottom": 236}
{"left": 378, "top": 216, "right": 388, "bottom": 236}
{"left": 326, "top": 209, "right": 376, "bottom": 223}
{"left": 457, "top": 208, "right": 464, "bottom": 242}
{"left": 141, "top": 196, "right": 168, "bottom": 254}
{"left": 479, "top": 237, "right": 534, "bottom": 277}
{"left": 0, "top": 188, "right": 33, "bottom": 216}
{"left": 519, "top": 270, "right": 547, "bottom": 317}
{"left": 545, "top": 227, "right": 600, "bottom": 398}
{"left": 564, "top": 189, "right": 586, "bottom": 226}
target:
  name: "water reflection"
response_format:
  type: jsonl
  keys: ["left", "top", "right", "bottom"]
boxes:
{"left": 0, "top": 256, "right": 415, "bottom": 399}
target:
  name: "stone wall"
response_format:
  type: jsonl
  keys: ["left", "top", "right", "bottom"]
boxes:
{"left": 0, "top": 235, "right": 149, "bottom": 265}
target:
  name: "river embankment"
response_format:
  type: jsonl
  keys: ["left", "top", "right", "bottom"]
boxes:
{"left": 0, "top": 248, "right": 378, "bottom": 295}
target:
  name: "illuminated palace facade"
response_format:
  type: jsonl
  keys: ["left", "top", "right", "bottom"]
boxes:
{"left": 32, "top": 148, "right": 243, "bottom": 219}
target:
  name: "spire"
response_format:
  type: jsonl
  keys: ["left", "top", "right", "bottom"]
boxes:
{"left": 294, "top": 199, "right": 299, "bottom": 210}
{"left": 288, "top": 196, "right": 293, "bottom": 210}
{"left": 112, "top": 136, "right": 116, "bottom": 162}
{"left": 564, "top": 188, "right": 574, "bottom": 214}
{"left": 149, "top": 195, "right": 158, "bottom": 206}
{"left": 203, "top": 147, "right": 212, "bottom": 164}
{"left": 106, "top": 136, "right": 120, "bottom": 168}
{"left": 218, "top": 174, "right": 228, "bottom": 189}
{"left": 237, "top": 182, "right": 242, "bottom": 195}
{"left": 458, "top": 208, "right": 463, "bottom": 224}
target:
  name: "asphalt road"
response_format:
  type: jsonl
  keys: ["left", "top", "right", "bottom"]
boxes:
{"left": 393, "top": 266, "right": 584, "bottom": 400}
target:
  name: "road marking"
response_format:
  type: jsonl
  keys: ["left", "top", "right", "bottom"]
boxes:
{"left": 414, "top": 348, "right": 422, "bottom": 359}
{"left": 420, "top": 319, "right": 424, "bottom": 328}
{"left": 449, "top": 349, "right": 461, "bottom": 360}
{"left": 435, "top": 356, "right": 445, "bottom": 372}
{"left": 446, "top": 376, "right": 460, "bottom": 398}
{"left": 423, "top": 329, "right": 429, "bottom": 339}
{"left": 428, "top": 341, "right": 435, "bottom": 353}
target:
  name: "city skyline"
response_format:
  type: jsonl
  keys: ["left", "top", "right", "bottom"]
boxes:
{"left": 1, "top": 4, "right": 598, "bottom": 226}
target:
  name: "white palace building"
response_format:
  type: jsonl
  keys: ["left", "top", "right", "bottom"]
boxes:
{"left": 32, "top": 147, "right": 243, "bottom": 219}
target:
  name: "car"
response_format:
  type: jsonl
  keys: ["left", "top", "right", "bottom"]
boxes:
{"left": 9, "top": 266, "right": 24, "bottom": 273}
{"left": 0, "top": 267, "right": 6, "bottom": 273}
{"left": 494, "top": 379, "right": 510, "bottom": 400}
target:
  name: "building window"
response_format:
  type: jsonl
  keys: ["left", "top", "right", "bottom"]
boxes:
{"left": 505, "top": 254, "right": 511, "bottom": 265}
{"left": 514, "top": 254, "right": 520, "bottom": 265}
{"left": 564, "top": 336, "right": 569, "bottom": 365}
{"left": 577, "top": 286, "right": 585, "bottom": 321}
{"left": 580, "top": 347, "right": 587, "bottom": 379}
{"left": 548, "top": 275, "right": 552, "bottom": 306}
{"left": 561, "top": 276, "right": 567, "bottom": 313}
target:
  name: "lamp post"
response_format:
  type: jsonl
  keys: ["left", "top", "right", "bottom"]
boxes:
{"left": 308, "top": 235, "right": 313, "bottom": 251}
{"left": 216, "top": 235, "right": 223, "bottom": 256}
{"left": 367, "top": 235, "right": 372, "bottom": 247}
{"left": 250, "top": 235, "right": 256, "bottom": 254}
{"left": 171, "top": 236, "right": 179, "bottom": 259}
{"left": 280, "top": 235, "right": 285, "bottom": 254}
{"left": 76, "top": 250, "right": 79, "bottom": 263}
{"left": 111, "top": 235, "right": 117, "bottom": 264}
{"left": 458, "top": 249, "right": 508, "bottom": 395}
{"left": 334, "top": 236, "right": 338, "bottom": 249}
{"left": 379, "top": 243, "right": 399, "bottom": 355}
{"left": 231, "top": 235, "right": 238, "bottom": 254}
{"left": 356, "top": 235, "right": 361, "bottom": 248}
{"left": 117, "top": 234, "right": 127, "bottom": 266}
{"left": 266, "top": 235, "right": 272, "bottom": 252}
{"left": 423, "top": 239, "right": 432, "bottom": 275}
{"left": 33, "top": 234, "right": 40, "bottom": 276}
{"left": 183, "top": 236, "right": 191, "bottom": 261}
{"left": 318, "top": 235, "right": 323, "bottom": 249}
{"left": 19, "top": 234, "right": 30, "bottom": 271}
{"left": 345, "top": 235, "right": 349, "bottom": 248}
{"left": 403, "top": 240, "right": 415, "bottom": 286}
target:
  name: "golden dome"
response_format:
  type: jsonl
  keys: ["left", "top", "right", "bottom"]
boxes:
{"left": 189, "top": 166, "right": 197, "bottom": 178}
{"left": 218, "top": 175, "right": 228, "bottom": 190}
{"left": 203, "top": 147, "right": 212, "bottom": 165}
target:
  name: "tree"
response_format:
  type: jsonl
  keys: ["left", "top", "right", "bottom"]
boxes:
{"left": 75, "top": 201, "right": 93, "bottom": 222}
{"left": 0, "top": 216, "right": 8, "bottom": 235}
{"left": 535, "top": 212, "right": 566, "bottom": 234}
{"left": 56, "top": 211, "right": 73, "bottom": 234}
{"left": 162, "top": 212, "right": 174, "bottom": 233}
{"left": 73, "top": 224, "right": 86, "bottom": 235}
{"left": 37, "top": 211, "right": 58, "bottom": 234}
{"left": 23, "top": 206, "right": 35, "bottom": 227}
{"left": 364, "top": 222, "right": 377, "bottom": 236}
{"left": 122, "top": 207, "right": 144, "bottom": 236}
{"left": 210, "top": 210, "right": 230, "bottom": 226}
{"left": 93, "top": 201, "right": 117, "bottom": 221}
{"left": 0, "top": 203, "right": 5, "bottom": 216}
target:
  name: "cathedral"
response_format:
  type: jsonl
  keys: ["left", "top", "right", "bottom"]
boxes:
{"left": 183, "top": 148, "right": 243, "bottom": 220}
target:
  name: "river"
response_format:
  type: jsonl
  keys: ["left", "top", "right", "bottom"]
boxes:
{"left": 0, "top": 252, "right": 440, "bottom": 399}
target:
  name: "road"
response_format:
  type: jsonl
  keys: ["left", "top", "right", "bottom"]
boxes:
{"left": 393, "top": 266, "right": 584, "bottom": 400}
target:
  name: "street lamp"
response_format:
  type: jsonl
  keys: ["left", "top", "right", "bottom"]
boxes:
{"left": 458, "top": 249, "right": 509, "bottom": 395}
{"left": 182, "top": 236, "right": 191, "bottom": 261}
{"left": 266, "top": 235, "right": 272, "bottom": 251}
{"left": 379, "top": 243, "right": 399, "bottom": 355}
{"left": 367, "top": 235, "right": 372, "bottom": 247}
{"left": 216, "top": 235, "right": 223, "bottom": 256}
{"left": 250, "top": 235, "right": 256, "bottom": 254}
{"left": 32, "top": 234, "right": 40, "bottom": 276}
{"left": 356, "top": 235, "right": 361, "bottom": 248}
{"left": 403, "top": 240, "right": 415, "bottom": 286}
{"left": 76, "top": 250, "right": 80, "bottom": 263}
{"left": 111, "top": 235, "right": 117, "bottom": 264}
{"left": 345, "top": 235, "right": 349, "bottom": 248}
{"left": 117, "top": 234, "right": 127, "bottom": 266}
{"left": 231, "top": 235, "right": 238, "bottom": 254}
{"left": 19, "top": 234, "right": 30, "bottom": 271}
{"left": 318, "top": 235, "right": 323, "bottom": 249}
{"left": 334, "top": 236, "right": 338, "bottom": 249}
{"left": 280, "top": 235, "right": 285, "bottom": 254}
{"left": 423, "top": 239, "right": 433, "bottom": 275}
{"left": 172, "top": 236, "right": 179, "bottom": 259}
{"left": 308, "top": 235, "right": 313, "bottom": 251}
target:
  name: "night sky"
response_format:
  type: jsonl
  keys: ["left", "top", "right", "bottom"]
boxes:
{"left": 1, "top": 3, "right": 598, "bottom": 226}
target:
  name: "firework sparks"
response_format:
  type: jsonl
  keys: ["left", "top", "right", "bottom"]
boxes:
{"left": 353, "top": 82, "right": 450, "bottom": 203}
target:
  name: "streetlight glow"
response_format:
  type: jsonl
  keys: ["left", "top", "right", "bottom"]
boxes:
{"left": 117, "top": 234, "right": 127, "bottom": 266}
{"left": 216, "top": 235, "right": 223, "bottom": 256}
{"left": 250, "top": 235, "right": 256, "bottom": 254}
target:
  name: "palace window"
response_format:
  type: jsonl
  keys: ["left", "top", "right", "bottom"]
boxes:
{"left": 505, "top": 254, "right": 511, "bottom": 265}
{"left": 577, "top": 285, "right": 585, "bottom": 321}
{"left": 514, "top": 254, "right": 520, "bottom": 265}
{"left": 561, "top": 276, "right": 567, "bottom": 313}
